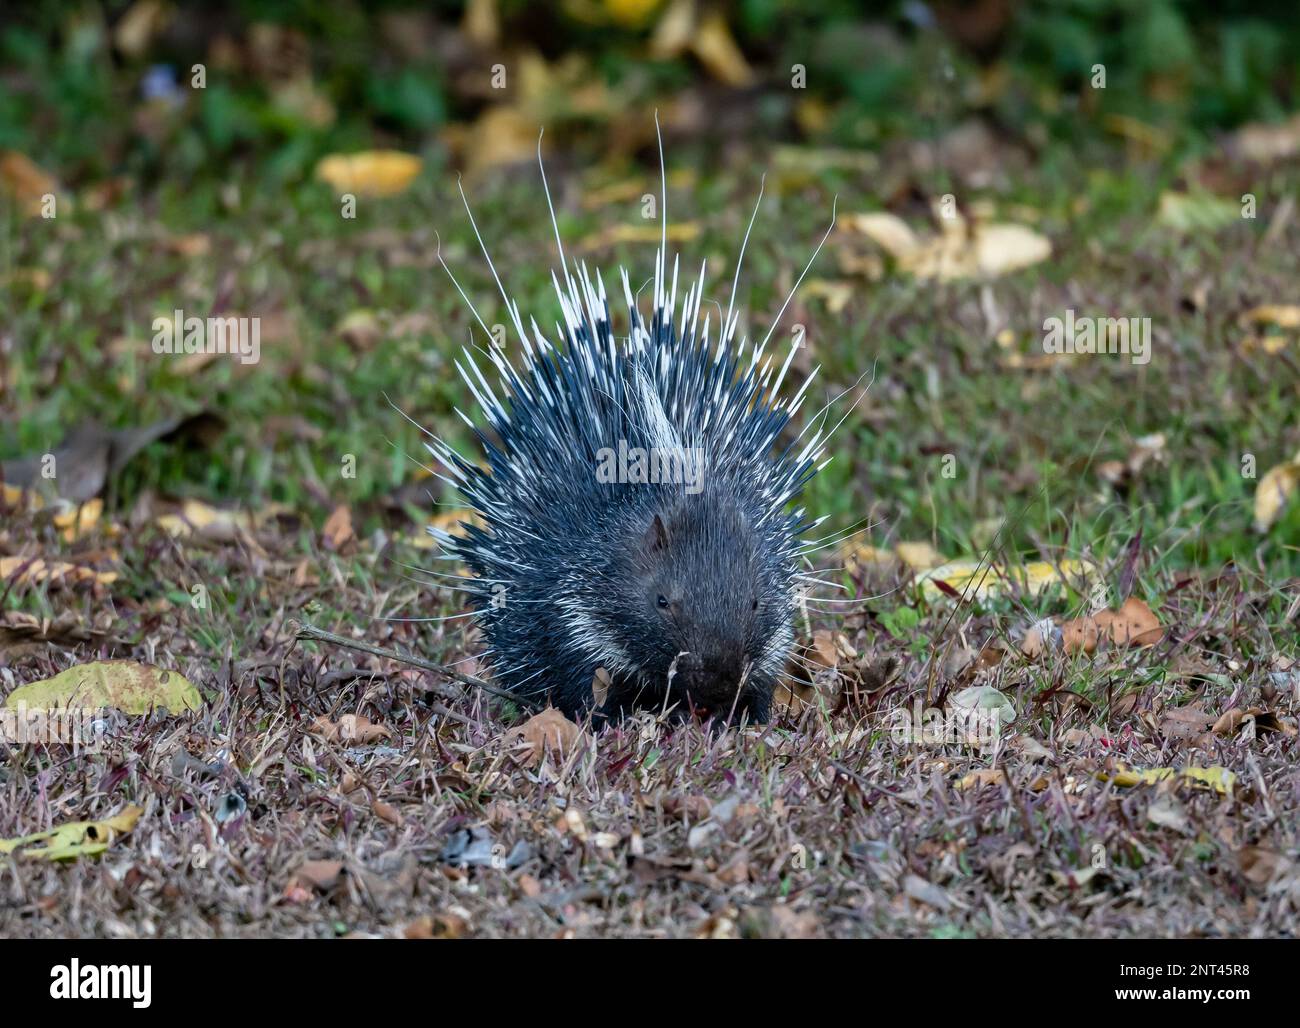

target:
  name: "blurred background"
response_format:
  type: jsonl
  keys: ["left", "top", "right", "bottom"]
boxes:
{"left": 2, "top": 0, "right": 1300, "bottom": 581}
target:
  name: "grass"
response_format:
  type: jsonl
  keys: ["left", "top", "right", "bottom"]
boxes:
{"left": 2, "top": 125, "right": 1299, "bottom": 936}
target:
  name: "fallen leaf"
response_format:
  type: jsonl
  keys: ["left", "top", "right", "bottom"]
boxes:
{"left": 51, "top": 498, "right": 103, "bottom": 542}
{"left": 950, "top": 684, "right": 1016, "bottom": 729}
{"left": 0, "top": 612, "right": 111, "bottom": 658}
{"left": 508, "top": 707, "right": 581, "bottom": 765}
{"left": 591, "top": 667, "right": 611, "bottom": 709}
{"left": 1237, "top": 846, "right": 1293, "bottom": 885}
{"left": 0, "top": 556, "right": 117, "bottom": 589}
{"left": 579, "top": 220, "right": 702, "bottom": 252}
{"left": 1240, "top": 305, "right": 1300, "bottom": 330}
{"left": 1031, "top": 597, "right": 1163, "bottom": 658}
{"left": 1211, "top": 707, "right": 1296, "bottom": 738}
{"left": 322, "top": 504, "right": 355, "bottom": 550}
{"left": 918, "top": 558, "right": 1091, "bottom": 602}
{"left": 4, "top": 660, "right": 201, "bottom": 715}
{"left": 1092, "top": 597, "right": 1164, "bottom": 646}
{"left": 956, "top": 768, "right": 1006, "bottom": 790}
{"left": 1253, "top": 451, "right": 1300, "bottom": 532}
{"left": 290, "top": 859, "right": 344, "bottom": 891}
{"left": 0, "top": 806, "right": 142, "bottom": 860}
{"left": 846, "top": 212, "right": 921, "bottom": 258}
{"left": 0, "top": 150, "right": 59, "bottom": 216}
{"left": 155, "top": 498, "right": 285, "bottom": 544}
{"left": 309, "top": 714, "right": 392, "bottom": 744}
{"left": 895, "top": 541, "right": 946, "bottom": 570}
{"left": 113, "top": 0, "right": 169, "bottom": 57}
{"left": 1105, "top": 765, "right": 1236, "bottom": 795}
{"left": 1159, "top": 705, "right": 1215, "bottom": 741}
{"left": 690, "top": 12, "right": 755, "bottom": 87}
{"left": 1225, "top": 113, "right": 1300, "bottom": 165}
{"left": 443, "top": 106, "right": 538, "bottom": 181}
{"left": 801, "top": 278, "right": 854, "bottom": 314}
{"left": 315, "top": 150, "right": 422, "bottom": 198}
{"left": 848, "top": 210, "right": 1050, "bottom": 281}
{"left": 1156, "top": 191, "right": 1241, "bottom": 233}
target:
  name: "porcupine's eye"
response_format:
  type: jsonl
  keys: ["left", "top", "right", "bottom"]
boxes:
{"left": 657, "top": 595, "right": 671, "bottom": 610}
{"left": 751, "top": 598, "right": 759, "bottom": 612}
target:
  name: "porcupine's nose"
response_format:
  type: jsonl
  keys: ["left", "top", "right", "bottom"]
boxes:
{"left": 677, "top": 646, "right": 745, "bottom": 715}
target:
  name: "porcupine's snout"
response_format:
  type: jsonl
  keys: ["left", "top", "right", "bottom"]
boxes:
{"left": 674, "top": 646, "right": 748, "bottom": 718}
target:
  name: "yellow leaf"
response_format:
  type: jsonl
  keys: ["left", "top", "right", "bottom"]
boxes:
{"left": 445, "top": 106, "right": 539, "bottom": 181}
{"left": 52, "top": 498, "right": 102, "bottom": 542}
{"left": 0, "top": 556, "right": 116, "bottom": 588}
{"left": 1253, "top": 453, "right": 1300, "bottom": 532}
{"left": 155, "top": 498, "right": 287, "bottom": 541}
{"left": 845, "top": 212, "right": 921, "bottom": 259}
{"left": 4, "top": 660, "right": 201, "bottom": 715}
{"left": 315, "top": 150, "right": 422, "bottom": 198}
{"left": 2, "top": 483, "right": 44, "bottom": 510}
{"left": 1241, "top": 305, "right": 1300, "bottom": 330}
{"left": 849, "top": 211, "right": 1050, "bottom": 281}
{"left": 970, "top": 223, "right": 1053, "bottom": 277}
{"left": 894, "top": 541, "right": 946, "bottom": 570}
{"left": 801, "top": 278, "right": 854, "bottom": 314}
{"left": 917, "top": 559, "right": 1092, "bottom": 602}
{"left": 462, "top": 0, "right": 500, "bottom": 46}
{"left": 690, "top": 12, "right": 754, "bottom": 87}
{"left": 0, "top": 806, "right": 142, "bottom": 860}
{"left": 650, "top": 0, "right": 694, "bottom": 57}
{"left": 1105, "top": 766, "right": 1236, "bottom": 795}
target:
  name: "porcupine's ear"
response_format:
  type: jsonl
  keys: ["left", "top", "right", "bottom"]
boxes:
{"left": 642, "top": 513, "right": 670, "bottom": 554}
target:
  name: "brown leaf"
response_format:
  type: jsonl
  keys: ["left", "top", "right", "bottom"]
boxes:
{"left": 310, "top": 714, "right": 392, "bottom": 744}
{"left": 322, "top": 504, "right": 355, "bottom": 550}
{"left": 591, "top": 667, "right": 611, "bottom": 710}
{"left": 956, "top": 768, "right": 1006, "bottom": 791}
{"left": 1212, "top": 707, "right": 1296, "bottom": 738}
{"left": 372, "top": 799, "right": 404, "bottom": 827}
{"left": 291, "top": 859, "right": 344, "bottom": 892}
{"left": 0, "top": 150, "right": 58, "bottom": 216}
{"left": 1237, "top": 846, "right": 1292, "bottom": 886}
{"left": 1093, "top": 597, "right": 1164, "bottom": 646}
{"left": 1059, "top": 615, "right": 1102, "bottom": 654}
{"left": 1160, "top": 705, "right": 1215, "bottom": 741}
{"left": 508, "top": 708, "right": 581, "bottom": 765}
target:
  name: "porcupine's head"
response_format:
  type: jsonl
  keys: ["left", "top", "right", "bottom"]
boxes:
{"left": 594, "top": 485, "right": 798, "bottom": 722}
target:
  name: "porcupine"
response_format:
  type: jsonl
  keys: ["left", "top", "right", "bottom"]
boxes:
{"left": 418, "top": 127, "right": 839, "bottom": 725}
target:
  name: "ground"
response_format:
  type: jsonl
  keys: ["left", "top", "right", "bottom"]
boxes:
{"left": 3, "top": 93, "right": 1300, "bottom": 938}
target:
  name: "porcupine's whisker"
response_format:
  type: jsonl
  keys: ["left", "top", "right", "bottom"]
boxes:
{"left": 394, "top": 563, "right": 509, "bottom": 586}
{"left": 368, "top": 610, "right": 480, "bottom": 624}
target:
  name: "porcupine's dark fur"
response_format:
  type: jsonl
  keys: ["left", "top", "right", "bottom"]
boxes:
{"left": 420, "top": 135, "right": 834, "bottom": 724}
